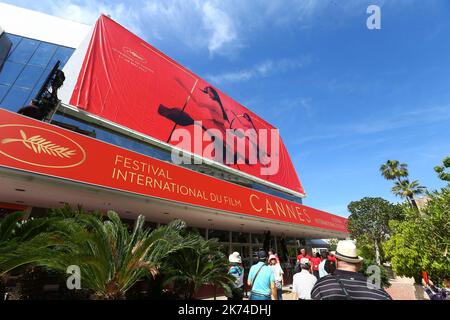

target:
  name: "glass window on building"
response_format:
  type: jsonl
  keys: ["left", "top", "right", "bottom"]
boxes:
{"left": 4, "top": 33, "right": 21, "bottom": 57}
{"left": 50, "top": 113, "right": 174, "bottom": 163}
{"left": 27, "top": 66, "right": 53, "bottom": 102}
{"left": 231, "top": 244, "right": 249, "bottom": 259}
{"left": 0, "top": 84, "right": 9, "bottom": 101}
{"left": 49, "top": 46, "right": 74, "bottom": 66}
{"left": 7, "top": 38, "right": 39, "bottom": 64}
{"left": 29, "top": 42, "right": 58, "bottom": 67}
{"left": 14, "top": 65, "right": 45, "bottom": 90}
{"left": 207, "top": 228, "right": 230, "bottom": 243}
{"left": 284, "top": 237, "right": 298, "bottom": 246}
{"left": 231, "top": 231, "right": 250, "bottom": 244}
{"left": 0, "top": 61, "right": 24, "bottom": 86}
{"left": 251, "top": 233, "right": 264, "bottom": 245}
{"left": 0, "top": 32, "right": 74, "bottom": 111}
{"left": 1, "top": 86, "right": 31, "bottom": 111}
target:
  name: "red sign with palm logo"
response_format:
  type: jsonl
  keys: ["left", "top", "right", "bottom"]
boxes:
{"left": 0, "top": 124, "right": 86, "bottom": 169}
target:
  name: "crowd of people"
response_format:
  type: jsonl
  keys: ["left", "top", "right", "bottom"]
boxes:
{"left": 227, "top": 240, "right": 393, "bottom": 300}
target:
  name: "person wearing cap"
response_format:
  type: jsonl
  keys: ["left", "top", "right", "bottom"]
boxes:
{"left": 269, "top": 254, "right": 284, "bottom": 300}
{"left": 296, "top": 248, "right": 312, "bottom": 273}
{"left": 292, "top": 257, "right": 317, "bottom": 300}
{"left": 296, "top": 248, "right": 311, "bottom": 263}
{"left": 247, "top": 250, "right": 277, "bottom": 300}
{"left": 268, "top": 249, "right": 280, "bottom": 264}
{"left": 228, "top": 252, "right": 244, "bottom": 300}
{"left": 311, "top": 240, "right": 392, "bottom": 300}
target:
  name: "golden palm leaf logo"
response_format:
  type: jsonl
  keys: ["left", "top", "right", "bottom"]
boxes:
{"left": 1, "top": 130, "right": 76, "bottom": 158}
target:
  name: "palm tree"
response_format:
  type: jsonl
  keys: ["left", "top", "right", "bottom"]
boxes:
{"left": 380, "top": 160, "right": 409, "bottom": 183}
{"left": 380, "top": 160, "right": 427, "bottom": 210}
{"left": 392, "top": 180, "right": 427, "bottom": 211}
{"left": 0, "top": 211, "right": 59, "bottom": 244}
{"left": 0, "top": 210, "right": 63, "bottom": 298}
{"left": 163, "top": 237, "right": 234, "bottom": 300}
{"left": 434, "top": 156, "right": 450, "bottom": 182}
{"left": 0, "top": 210, "right": 201, "bottom": 299}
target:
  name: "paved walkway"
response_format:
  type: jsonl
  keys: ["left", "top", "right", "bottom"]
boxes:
{"left": 207, "top": 277, "right": 426, "bottom": 300}
{"left": 206, "top": 265, "right": 428, "bottom": 301}
{"left": 385, "top": 276, "right": 427, "bottom": 300}
{"left": 204, "top": 286, "right": 297, "bottom": 300}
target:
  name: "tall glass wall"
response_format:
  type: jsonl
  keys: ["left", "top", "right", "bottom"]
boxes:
{"left": 0, "top": 32, "right": 74, "bottom": 111}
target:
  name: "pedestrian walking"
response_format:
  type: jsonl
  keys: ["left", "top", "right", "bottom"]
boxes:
{"left": 269, "top": 254, "right": 284, "bottom": 300}
{"left": 227, "top": 252, "right": 244, "bottom": 300}
{"left": 318, "top": 251, "right": 329, "bottom": 278}
{"left": 311, "top": 253, "right": 321, "bottom": 279}
{"left": 311, "top": 240, "right": 392, "bottom": 300}
{"left": 292, "top": 258, "right": 317, "bottom": 300}
{"left": 422, "top": 272, "right": 448, "bottom": 300}
{"left": 296, "top": 248, "right": 311, "bottom": 263}
{"left": 247, "top": 250, "right": 277, "bottom": 300}
{"left": 268, "top": 249, "right": 280, "bottom": 264}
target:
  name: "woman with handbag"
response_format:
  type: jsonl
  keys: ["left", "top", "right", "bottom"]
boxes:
{"left": 269, "top": 254, "right": 284, "bottom": 300}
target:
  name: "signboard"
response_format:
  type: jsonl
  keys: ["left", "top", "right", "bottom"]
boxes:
{"left": 0, "top": 108, "right": 347, "bottom": 233}
{"left": 61, "top": 15, "right": 305, "bottom": 195}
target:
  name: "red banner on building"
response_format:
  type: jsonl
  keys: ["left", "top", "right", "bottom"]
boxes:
{"left": 64, "top": 15, "right": 305, "bottom": 195}
{"left": 0, "top": 109, "right": 347, "bottom": 233}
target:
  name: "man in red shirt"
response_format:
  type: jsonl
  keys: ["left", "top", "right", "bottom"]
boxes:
{"left": 310, "top": 253, "right": 321, "bottom": 279}
{"left": 297, "top": 249, "right": 312, "bottom": 273}
{"left": 328, "top": 251, "right": 337, "bottom": 263}
{"left": 296, "top": 248, "right": 311, "bottom": 262}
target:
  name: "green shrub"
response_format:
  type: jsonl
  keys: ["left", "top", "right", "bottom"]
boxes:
{"left": 359, "top": 259, "right": 391, "bottom": 289}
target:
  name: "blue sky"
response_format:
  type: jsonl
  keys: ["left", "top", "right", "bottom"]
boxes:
{"left": 6, "top": 0, "right": 450, "bottom": 217}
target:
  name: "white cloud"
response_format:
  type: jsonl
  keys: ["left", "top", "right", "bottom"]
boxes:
{"left": 201, "top": 2, "right": 237, "bottom": 55}
{"left": 4, "top": 0, "right": 416, "bottom": 57}
{"left": 207, "top": 57, "right": 311, "bottom": 84}
{"left": 6, "top": 0, "right": 240, "bottom": 55}
{"left": 56, "top": 1, "right": 144, "bottom": 37}
{"left": 5, "top": 0, "right": 144, "bottom": 36}
{"left": 141, "top": 0, "right": 240, "bottom": 56}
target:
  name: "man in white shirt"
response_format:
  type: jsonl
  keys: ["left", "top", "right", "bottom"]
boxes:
{"left": 292, "top": 258, "right": 317, "bottom": 300}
